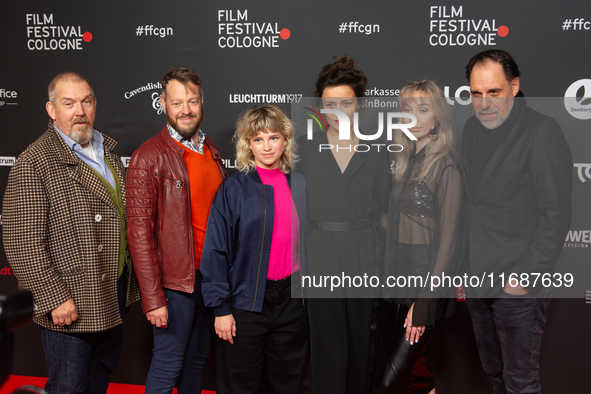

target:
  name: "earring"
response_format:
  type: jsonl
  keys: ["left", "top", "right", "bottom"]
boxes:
{"left": 429, "top": 122, "right": 440, "bottom": 136}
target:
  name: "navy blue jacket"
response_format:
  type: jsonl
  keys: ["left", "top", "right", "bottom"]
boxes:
{"left": 201, "top": 169, "right": 308, "bottom": 317}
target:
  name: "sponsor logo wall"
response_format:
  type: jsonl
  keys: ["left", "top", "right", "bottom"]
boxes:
{"left": 1, "top": 1, "right": 590, "bottom": 392}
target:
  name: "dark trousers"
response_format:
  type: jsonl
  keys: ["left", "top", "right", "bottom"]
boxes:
{"left": 376, "top": 303, "right": 434, "bottom": 394}
{"left": 466, "top": 296, "right": 550, "bottom": 394}
{"left": 217, "top": 275, "right": 308, "bottom": 394}
{"left": 38, "top": 276, "right": 125, "bottom": 394}
{"left": 146, "top": 270, "right": 213, "bottom": 394}
{"left": 307, "top": 297, "right": 375, "bottom": 394}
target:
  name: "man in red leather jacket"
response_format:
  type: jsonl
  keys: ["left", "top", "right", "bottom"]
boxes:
{"left": 126, "top": 67, "right": 225, "bottom": 394}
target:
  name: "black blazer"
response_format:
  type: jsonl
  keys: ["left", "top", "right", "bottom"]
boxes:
{"left": 460, "top": 104, "right": 572, "bottom": 297}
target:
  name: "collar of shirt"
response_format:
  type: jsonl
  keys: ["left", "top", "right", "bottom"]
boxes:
{"left": 167, "top": 123, "right": 205, "bottom": 155}
{"left": 54, "top": 123, "right": 115, "bottom": 189}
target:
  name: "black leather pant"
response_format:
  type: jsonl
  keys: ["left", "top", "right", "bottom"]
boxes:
{"left": 378, "top": 303, "right": 435, "bottom": 394}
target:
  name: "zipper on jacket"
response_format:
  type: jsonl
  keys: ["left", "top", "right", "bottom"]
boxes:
{"left": 252, "top": 185, "right": 267, "bottom": 310}
{"left": 155, "top": 173, "right": 183, "bottom": 189}
{"left": 299, "top": 268, "right": 305, "bottom": 305}
{"left": 297, "top": 210, "right": 305, "bottom": 305}
{"left": 287, "top": 175, "right": 305, "bottom": 305}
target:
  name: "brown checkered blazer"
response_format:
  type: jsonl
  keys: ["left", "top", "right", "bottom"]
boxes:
{"left": 2, "top": 120, "right": 140, "bottom": 333}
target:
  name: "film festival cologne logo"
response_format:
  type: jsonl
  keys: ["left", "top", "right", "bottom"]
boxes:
{"left": 428, "top": 5, "right": 510, "bottom": 46}
{"left": 25, "top": 13, "right": 92, "bottom": 50}
{"left": 217, "top": 9, "right": 291, "bottom": 48}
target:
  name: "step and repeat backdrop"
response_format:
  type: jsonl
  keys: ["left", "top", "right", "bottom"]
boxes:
{"left": 1, "top": 1, "right": 590, "bottom": 392}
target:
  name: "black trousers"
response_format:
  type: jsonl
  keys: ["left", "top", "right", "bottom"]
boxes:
{"left": 307, "top": 297, "right": 375, "bottom": 394}
{"left": 217, "top": 275, "right": 308, "bottom": 394}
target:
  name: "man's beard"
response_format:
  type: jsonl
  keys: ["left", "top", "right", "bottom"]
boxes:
{"left": 69, "top": 116, "right": 93, "bottom": 146}
{"left": 168, "top": 112, "right": 202, "bottom": 140}
{"left": 476, "top": 100, "right": 514, "bottom": 130}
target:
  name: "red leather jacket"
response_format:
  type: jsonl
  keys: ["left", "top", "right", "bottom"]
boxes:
{"left": 126, "top": 127, "right": 226, "bottom": 313}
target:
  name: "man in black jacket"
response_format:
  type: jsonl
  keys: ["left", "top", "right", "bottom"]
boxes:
{"left": 461, "top": 50, "right": 572, "bottom": 394}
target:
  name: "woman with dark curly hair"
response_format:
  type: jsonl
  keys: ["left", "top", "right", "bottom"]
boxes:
{"left": 298, "top": 55, "right": 391, "bottom": 393}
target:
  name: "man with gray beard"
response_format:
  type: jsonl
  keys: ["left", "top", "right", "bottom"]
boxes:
{"left": 3, "top": 72, "right": 139, "bottom": 394}
{"left": 460, "top": 50, "right": 572, "bottom": 394}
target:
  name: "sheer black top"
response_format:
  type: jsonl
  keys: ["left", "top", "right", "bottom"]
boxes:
{"left": 385, "top": 146, "right": 463, "bottom": 326}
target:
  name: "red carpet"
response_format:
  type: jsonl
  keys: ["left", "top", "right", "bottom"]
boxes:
{"left": 0, "top": 375, "right": 216, "bottom": 394}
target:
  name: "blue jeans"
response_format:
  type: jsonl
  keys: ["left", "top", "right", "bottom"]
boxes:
{"left": 38, "top": 276, "right": 125, "bottom": 394}
{"left": 145, "top": 271, "right": 213, "bottom": 394}
{"left": 466, "top": 294, "right": 550, "bottom": 394}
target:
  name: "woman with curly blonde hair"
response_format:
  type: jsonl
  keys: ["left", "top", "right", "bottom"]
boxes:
{"left": 201, "top": 105, "right": 309, "bottom": 394}
{"left": 234, "top": 104, "right": 298, "bottom": 174}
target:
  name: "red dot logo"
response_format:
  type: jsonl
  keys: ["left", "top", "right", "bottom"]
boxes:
{"left": 280, "top": 28, "right": 290, "bottom": 40}
{"left": 497, "top": 25, "right": 509, "bottom": 37}
{"left": 83, "top": 32, "right": 93, "bottom": 42}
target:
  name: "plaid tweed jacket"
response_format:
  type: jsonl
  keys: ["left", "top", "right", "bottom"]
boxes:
{"left": 2, "top": 120, "right": 140, "bottom": 333}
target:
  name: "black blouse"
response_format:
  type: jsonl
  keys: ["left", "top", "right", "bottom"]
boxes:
{"left": 297, "top": 132, "right": 391, "bottom": 297}
{"left": 385, "top": 146, "right": 463, "bottom": 326}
